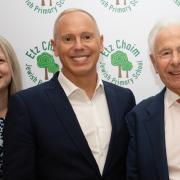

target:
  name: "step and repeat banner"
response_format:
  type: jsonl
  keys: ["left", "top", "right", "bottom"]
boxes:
{"left": 0, "top": 0, "right": 180, "bottom": 102}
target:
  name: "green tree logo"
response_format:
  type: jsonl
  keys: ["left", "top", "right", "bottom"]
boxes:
{"left": 41, "top": 0, "right": 53, "bottom": 6}
{"left": 116, "top": 0, "right": 127, "bottom": 5}
{"left": 37, "top": 52, "right": 59, "bottom": 80}
{"left": 111, "top": 50, "right": 133, "bottom": 78}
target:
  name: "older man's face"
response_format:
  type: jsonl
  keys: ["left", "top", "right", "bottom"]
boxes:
{"left": 151, "top": 25, "right": 180, "bottom": 95}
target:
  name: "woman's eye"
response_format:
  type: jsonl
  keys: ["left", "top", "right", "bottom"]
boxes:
{"left": 0, "top": 59, "right": 5, "bottom": 64}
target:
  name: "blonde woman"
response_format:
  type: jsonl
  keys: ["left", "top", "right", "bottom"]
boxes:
{"left": 0, "top": 35, "right": 22, "bottom": 179}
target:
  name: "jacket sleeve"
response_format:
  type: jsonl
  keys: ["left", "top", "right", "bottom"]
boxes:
{"left": 126, "top": 112, "right": 139, "bottom": 180}
{"left": 3, "top": 94, "right": 36, "bottom": 180}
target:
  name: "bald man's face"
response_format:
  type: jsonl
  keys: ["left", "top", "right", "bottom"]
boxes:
{"left": 52, "top": 11, "right": 103, "bottom": 80}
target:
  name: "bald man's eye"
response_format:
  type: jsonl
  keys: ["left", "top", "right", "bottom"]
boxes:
{"left": 81, "top": 33, "right": 94, "bottom": 42}
{"left": 62, "top": 35, "right": 75, "bottom": 44}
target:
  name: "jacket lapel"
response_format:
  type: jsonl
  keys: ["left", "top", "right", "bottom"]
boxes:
{"left": 44, "top": 74, "right": 100, "bottom": 175}
{"left": 144, "top": 89, "right": 169, "bottom": 180}
{"left": 102, "top": 82, "right": 123, "bottom": 175}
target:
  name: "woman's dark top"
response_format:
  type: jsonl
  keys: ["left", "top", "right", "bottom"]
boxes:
{"left": 0, "top": 117, "right": 4, "bottom": 179}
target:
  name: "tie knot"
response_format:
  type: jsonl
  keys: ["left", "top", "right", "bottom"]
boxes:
{"left": 177, "top": 99, "right": 180, "bottom": 104}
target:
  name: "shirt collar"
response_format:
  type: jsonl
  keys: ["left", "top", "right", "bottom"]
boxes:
{"left": 165, "top": 88, "right": 180, "bottom": 108}
{"left": 58, "top": 72, "right": 104, "bottom": 97}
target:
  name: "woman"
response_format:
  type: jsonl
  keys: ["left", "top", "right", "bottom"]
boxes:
{"left": 0, "top": 35, "right": 22, "bottom": 179}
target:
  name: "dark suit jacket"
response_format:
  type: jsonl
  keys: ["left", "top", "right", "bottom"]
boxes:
{"left": 126, "top": 88, "right": 169, "bottom": 180}
{"left": 4, "top": 72, "right": 135, "bottom": 180}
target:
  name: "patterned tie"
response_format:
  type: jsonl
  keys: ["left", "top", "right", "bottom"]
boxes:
{"left": 177, "top": 99, "right": 180, "bottom": 104}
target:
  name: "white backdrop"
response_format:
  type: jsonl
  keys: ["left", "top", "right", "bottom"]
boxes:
{"left": 1, "top": 0, "right": 180, "bottom": 102}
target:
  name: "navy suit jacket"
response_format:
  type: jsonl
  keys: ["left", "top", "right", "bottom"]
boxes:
{"left": 126, "top": 89, "right": 169, "bottom": 180}
{"left": 4, "top": 72, "right": 135, "bottom": 180}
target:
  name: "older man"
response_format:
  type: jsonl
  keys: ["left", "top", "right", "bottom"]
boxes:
{"left": 4, "top": 8, "right": 135, "bottom": 180}
{"left": 126, "top": 18, "right": 180, "bottom": 180}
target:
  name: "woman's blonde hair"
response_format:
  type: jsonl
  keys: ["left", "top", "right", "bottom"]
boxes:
{"left": 0, "top": 35, "right": 22, "bottom": 96}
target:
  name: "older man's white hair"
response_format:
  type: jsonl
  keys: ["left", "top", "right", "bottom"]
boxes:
{"left": 148, "top": 17, "right": 180, "bottom": 55}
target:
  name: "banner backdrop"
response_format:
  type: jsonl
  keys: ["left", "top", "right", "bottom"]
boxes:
{"left": 1, "top": 0, "right": 180, "bottom": 102}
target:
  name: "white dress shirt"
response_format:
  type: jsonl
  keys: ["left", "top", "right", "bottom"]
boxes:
{"left": 164, "top": 89, "right": 180, "bottom": 180}
{"left": 58, "top": 72, "right": 112, "bottom": 174}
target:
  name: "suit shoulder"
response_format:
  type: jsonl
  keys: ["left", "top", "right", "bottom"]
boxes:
{"left": 103, "top": 81, "right": 136, "bottom": 109}
{"left": 103, "top": 80, "right": 133, "bottom": 94}
{"left": 135, "top": 96, "right": 156, "bottom": 109}
{"left": 14, "top": 80, "right": 52, "bottom": 99}
{"left": 127, "top": 89, "right": 165, "bottom": 120}
{"left": 126, "top": 96, "right": 154, "bottom": 125}
{"left": 135, "top": 90, "right": 165, "bottom": 110}
{"left": 15, "top": 72, "right": 60, "bottom": 98}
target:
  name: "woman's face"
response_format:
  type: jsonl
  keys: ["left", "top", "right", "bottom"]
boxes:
{"left": 0, "top": 48, "right": 12, "bottom": 93}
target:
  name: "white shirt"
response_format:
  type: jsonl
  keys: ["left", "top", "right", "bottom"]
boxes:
{"left": 58, "top": 72, "right": 112, "bottom": 175}
{"left": 164, "top": 89, "right": 180, "bottom": 180}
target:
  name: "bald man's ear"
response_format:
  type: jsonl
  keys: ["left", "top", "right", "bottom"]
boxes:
{"left": 51, "top": 39, "right": 59, "bottom": 57}
{"left": 150, "top": 54, "right": 158, "bottom": 73}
